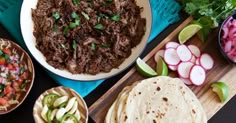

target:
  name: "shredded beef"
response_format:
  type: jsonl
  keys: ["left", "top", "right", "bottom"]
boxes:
{"left": 32, "top": 0, "right": 146, "bottom": 74}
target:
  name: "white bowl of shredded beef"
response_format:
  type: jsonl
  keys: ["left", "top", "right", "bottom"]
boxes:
{"left": 20, "top": 0, "right": 152, "bottom": 81}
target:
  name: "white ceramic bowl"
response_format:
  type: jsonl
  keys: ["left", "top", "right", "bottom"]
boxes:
{"left": 20, "top": 0, "right": 152, "bottom": 81}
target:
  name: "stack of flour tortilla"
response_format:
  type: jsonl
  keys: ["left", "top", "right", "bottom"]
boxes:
{"left": 105, "top": 76, "right": 207, "bottom": 123}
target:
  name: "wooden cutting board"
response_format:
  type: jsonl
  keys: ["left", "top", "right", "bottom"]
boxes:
{"left": 88, "top": 17, "right": 236, "bottom": 123}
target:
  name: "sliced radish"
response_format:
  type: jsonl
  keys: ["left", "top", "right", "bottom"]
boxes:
{"left": 164, "top": 48, "right": 180, "bottom": 65}
{"left": 188, "top": 45, "right": 201, "bottom": 57}
{"left": 176, "top": 45, "right": 192, "bottom": 61}
{"left": 177, "top": 62, "right": 194, "bottom": 78}
{"left": 154, "top": 50, "right": 165, "bottom": 62}
{"left": 180, "top": 78, "right": 192, "bottom": 86}
{"left": 165, "top": 42, "right": 179, "bottom": 49}
{"left": 168, "top": 65, "right": 177, "bottom": 71}
{"left": 199, "top": 53, "right": 214, "bottom": 70}
{"left": 189, "top": 65, "right": 206, "bottom": 86}
{"left": 190, "top": 56, "right": 197, "bottom": 63}
{"left": 195, "top": 58, "right": 200, "bottom": 65}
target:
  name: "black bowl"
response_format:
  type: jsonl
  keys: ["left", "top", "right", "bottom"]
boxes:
{"left": 218, "top": 13, "right": 236, "bottom": 64}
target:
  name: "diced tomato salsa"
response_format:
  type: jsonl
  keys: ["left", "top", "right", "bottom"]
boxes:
{"left": 0, "top": 47, "right": 29, "bottom": 106}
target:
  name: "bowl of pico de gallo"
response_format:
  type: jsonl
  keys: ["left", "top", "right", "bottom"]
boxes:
{"left": 0, "top": 38, "right": 35, "bottom": 114}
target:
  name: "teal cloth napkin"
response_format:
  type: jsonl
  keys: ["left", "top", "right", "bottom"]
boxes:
{"left": 0, "top": 0, "right": 180, "bottom": 97}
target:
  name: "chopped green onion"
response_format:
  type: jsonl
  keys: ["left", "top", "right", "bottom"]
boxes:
{"left": 97, "top": 16, "right": 101, "bottom": 23}
{"left": 53, "top": 25, "right": 59, "bottom": 31}
{"left": 101, "top": 42, "right": 111, "bottom": 47}
{"left": 91, "top": 42, "right": 96, "bottom": 50}
{"left": 60, "top": 43, "right": 67, "bottom": 49}
{"left": 71, "top": 12, "right": 79, "bottom": 19}
{"left": 52, "top": 12, "right": 60, "bottom": 20}
{"left": 73, "top": 0, "right": 80, "bottom": 6}
{"left": 82, "top": 12, "right": 90, "bottom": 20}
{"left": 72, "top": 40, "right": 77, "bottom": 50}
{"left": 63, "top": 25, "right": 69, "bottom": 35}
{"left": 94, "top": 24, "right": 105, "bottom": 30}
{"left": 111, "top": 14, "right": 120, "bottom": 22}
{"left": 4, "top": 54, "right": 10, "bottom": 63}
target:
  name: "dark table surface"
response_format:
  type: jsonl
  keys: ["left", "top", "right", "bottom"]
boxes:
{"left": 0, "top": 17, "right": 235, "bottom": 123}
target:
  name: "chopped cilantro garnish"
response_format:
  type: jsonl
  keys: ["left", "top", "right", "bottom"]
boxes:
{"left": 82, "top": 12, "right": 90, "bottom": 20}
{"left": 91, "top": 42, "right": 96, "bottom": 50}
{"left": 53, "top": 25, "right": 59, "bottom": 31}
{"left": 63, "top": 25, "right": 69, "bottom": 35}
{"left": 94, "top": 24, "right": 105, "bottom": 30}
{"left": 73, "top": 0, "right": 80, "bottom": 6}
{"left": 111, "top": 14, "right": 120, "bottom": 22}
{"left": 71, "top": 12, "right": 79, "bottom": 19}
{"left": 60, "top": 43, "right": 67, "bottom": 49}
{"left": 52, "top": 12, "right": 60, "bottom": 20}
{"left": 72, "top": 40, "right": 77, "bottom": 50}
{"left": 97, "top": 16, "right": 101, "bottom": 23}
{"left": 101, "top": 42, "right": 111, "bottom": 47}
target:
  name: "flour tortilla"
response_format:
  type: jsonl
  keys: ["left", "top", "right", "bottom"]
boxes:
{"left": 105, "top": 76, "right": 207, "bottom": 123}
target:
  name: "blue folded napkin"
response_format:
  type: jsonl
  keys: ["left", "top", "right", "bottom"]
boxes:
{"left": 0, "top": 0, "right": 180, "bottom": 97}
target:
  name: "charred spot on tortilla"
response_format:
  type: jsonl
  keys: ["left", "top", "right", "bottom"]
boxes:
{"left": 162, "top": 97, "right": 168, "bottom": 102}
{"left": 153, "top": 120, "right": 157, "bottom": 123}
{"left": 153, "top": 82, "right": 157, "bottom": 84}
{"left": 124, "top": 115, "right": 128, "bottom": 121}
{"left": 138, "top": 92, "right": 141, "bottom": 95}
{"left": 156, "top": 86, "right": 161, "bottom": 91}
{"left": 192, "top": 109, "right": 196, "bottom": 114}
{"left": 179, "top": 86, "right": 183, "bottom": 89}
{"left": 146, "top": 111, "right": 150, "bottom": 114}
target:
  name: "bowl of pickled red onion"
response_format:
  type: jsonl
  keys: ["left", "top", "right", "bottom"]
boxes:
{"left": 219, "top": 13, "right": 236, "bottom": 64}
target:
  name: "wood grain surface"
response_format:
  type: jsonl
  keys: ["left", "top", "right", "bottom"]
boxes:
{"left": 88, "top": 16, "right": 236, "bottom": 123}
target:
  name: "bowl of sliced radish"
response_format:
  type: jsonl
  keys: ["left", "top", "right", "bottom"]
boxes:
{"left": 33, "top": 86, "right": 88, "bottom": 123}
{"left": 219, "top": 13, "right": 236, "bottom": 64}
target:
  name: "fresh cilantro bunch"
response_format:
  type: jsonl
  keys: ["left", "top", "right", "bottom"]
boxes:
{"left": 181, "top": 0, "right": 236, "bottom": 27}
{"left": 180, "top": 0, "right": 236, "bottom": 41}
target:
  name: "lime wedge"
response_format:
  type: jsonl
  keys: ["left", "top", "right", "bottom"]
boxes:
{"left": 136, "top": 57, "right": 157, "bottom": 77}
{"left": 178, "top": 24, "right": 202, "bottom": 44}
{"left": 156, "top": 56, "right": 168, "bottom": 76}
{"left": 211, "top": 82, "right": 229, "bottom": 103}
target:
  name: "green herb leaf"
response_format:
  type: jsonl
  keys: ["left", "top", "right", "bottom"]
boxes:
{"left": 52, "top": 12, "right": 60, "bottom": 20}
{"left": 60, "top": 43, "right": 67, "bottom": 49}
{"left": 97, "top": 16, "right": 101, "bottom": 23}
{"left": 71, "top": 12, "right": 79, "bottom": 19}
{"left": 69, "top": 22, "right": 77, "bottom": 28}
{"left": 19, "top": 82, "right": 27, "bottom": 89}
{"left": 82, "top": 12, "right": 90, "bottom": 20}
{"left": 99, "top": 13, "right": 109, "bottom": 19}
{"left": 111, "top": 14, "right": 120, "bottom": 22}
{"left": 0, "top": 84, "right": 4, "bottom": 93}
{"left": 0, "top": 50, "right": 3, "bottom": 56}
{"left": 72, "top": 40, "right": 77, "bottom": 50}
{"left": 63, "top": 25, "right": 69, "bottom": 35}
{"left": 20, "top": 67, "right": 25, "bottom": 75}
{"left": 73, "top": 0, "right": 80, "bottom": 6}
{"left": 53, "top": 25, "right": 59, "bottom": 31}
{"left": 101, "top": 42, "right": 111, "bottom": 47}
{"left": 91, "top": 42, "right": 96, "bottom": 50}
{"left": 94, "top": 24, "right": 105, "bottom": 30}
{"left": 4, "top": 54, "right": 10, "bottom": 63}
